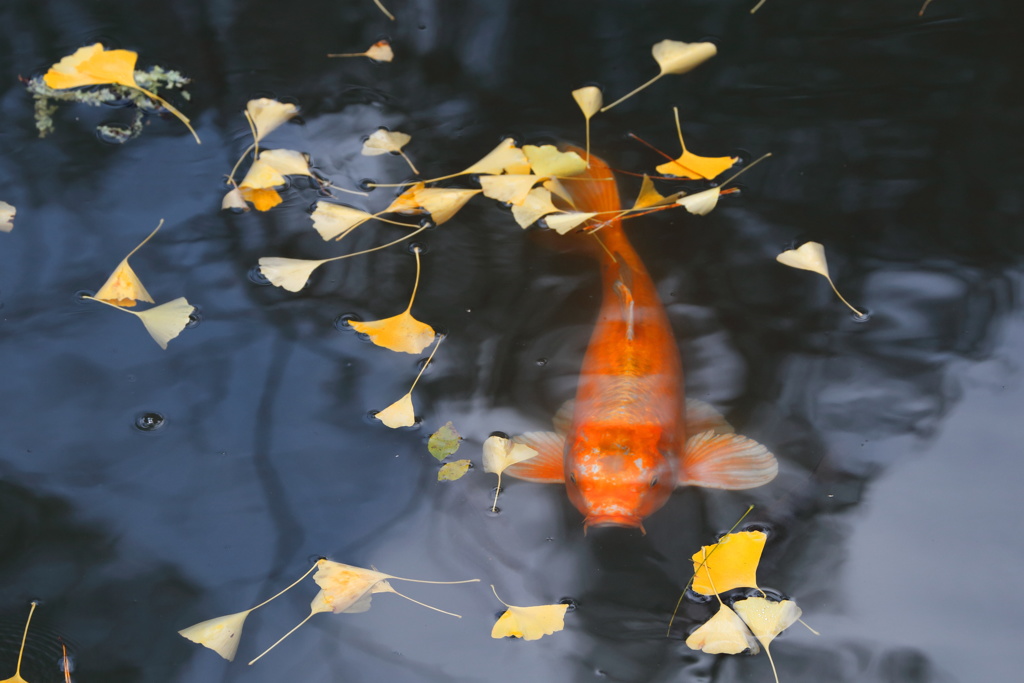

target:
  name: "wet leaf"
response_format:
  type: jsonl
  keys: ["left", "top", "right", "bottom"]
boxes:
{"left": 776, "top": 242, "right": 863, "bottom": 317}
{"left": 43, "top": 43, "right": 200, "bottom": 143}
{"left": 483, "top": 434, "right": 538, "bottom": 511}
{"left": 258, "top": 257, "right": 328, "bottom": 292}
{"left": 0, "top": 601, "right": 38, "bottom": 683}
{"left": 311, "top": 202, "right": 375, "bottom": 241}
{"left": 94, "top": 219, "right": 162, "bottom": 307}
{"left": 178, "top": 611, "right": 251, "bottom": 662}
{"left": 362, "top": 128, "right": 418, "bottom": 174}
{"left": 461, "top": 137, "right": 531, "bottom": 176}
{"left": 240, "top": 149, "right": 313, "bottom": 189}
{"left": 376, "top": 392, "right": 415, "bottom": 428}
{"left": 572, "top": 86, "right": 602, "bottom": 165}
{"left": 239, "top": 187, "right": 283, "bottom": 211}
{"left": 245, "top": 98, "right": 299, "bottom": 144}
{"left": 0, "top": 201, "right": 15, "bottom": 232}
{"left": 387, "top": 184, "right": 481, "bottom": 225}
{"left": 511, "top": 188, "right": 560, "bottom": 228}
{"left": 545, "top": 211, "right": 598, "bottom": 234}
{"left": 348, "top": 246, "right": 435, "bottom": 353}
{"left": 134, "top": 297, "right": 194, "bottom": 349}
{"left": 632, "top": 175, "right": 682, "bottom": 209}
{"left": 654, "top": 108, "right": 737, "bottom": 180}
{"left": 601, "top": 40, "right": 716, "bottom": 112}
{"left": 479, "top": 174, "right": 542, "bottom": 206}
{"left": 676, "top": 187, "right": 721, "bottom": 216}
{"left": 490, "top": 586, "right": 567, "bottom": 641}
{"left": 685, "top": 603, "right": 759, "bottom": 655}
{"left": 733, "top": 597, "right": 803, "bottom": 683}
{"left": 691, "top": 530, "right": 767, "bottom": 595}
{"left": 328, "top": 39, "right": 394, "bottom": 62}
{"left": 428, "top": 422, "right": 462, "bottom": 460}
{"left": 248, "top": 559, "right": 478, "bottom": 665}
{"left": 522, "top": 145, "right": 587, "bottom": 179}
{"left": 438, "top": 459, "right": 472, "bottom": 481}
{"left": 221, "top": 188, "right": 250, "bottom": 212}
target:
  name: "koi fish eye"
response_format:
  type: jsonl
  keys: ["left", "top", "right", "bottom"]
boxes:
{"left": 569, "top": 472, "right": 577, "bottom": 484}
{"left": 649, "top": 476, "right": 659, "bottom": 487}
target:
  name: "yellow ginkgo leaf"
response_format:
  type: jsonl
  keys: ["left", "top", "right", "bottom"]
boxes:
{"left": 511, "top": 188, "right": 560, "bottom": 228}
{"left": 249, "top": 558, "right": 478, "bottom": 666}
{"left": 479, "top": 174, "right": 542, "bottom": 206}
{"left": 462, "top": 137, "right": 531, "bottom": 176}
{"left": 572, "top": 86, "right": 602, "bottom": 166}
{"left": 685, "top": 603, "right": 759, "bottom": 655}
{"left": 178, "top": 610, "right": 251, "bottom": 662}
{"left": 311, "top": 202, "right": 375, "bottom": 241}
{"left": 654, "top": 108, "right": 737, "bottom": 180}
{"left": 376, "top": 392, "right": 416, "bottom": 428}
{"left": 676, "top": 188, "right": 721, "bottom": 216}
{"left": 240, "top": 149, "right": 313, "bottom": 189}
{"left": 239, "top": 187, "right": 283, "bottom": 211}
{"left": 483, "top": 434, "right": 538, "bottom": 511}
{"left": 362, "top": 128, "right": 419, "bottom": 174}
{"left": 134, "top": 297, "right": 194, "bottom": 349}
{"left": 328, "top": 39, "right": 394, "bottom": 63}
{"left": 545, "top": 211, "right": 598, "bottom": 234}
{"left": 386, "top": 185, "right": 482, "bottom": 225}
{"left": 245, "top": 98, "right": 299, "bottom": 144}
{"left": 351, "top": 311, "right": 436, "bottom": 354}
{"left": 632, "top": 175, "right": 683, "bottom": 210}
{"left": 522, "top": 145, "right": 587, "bottom": 179}
{"left": 543, "top": 178, "right": 574, "bottom": 206}
{"left": 733, "top": 597, "right": 803, "bottom": 683}
{"left": 258, "top": 257, "right": 328, "bottom": 292}
{"left": 776, "top": 242, "right": 864, "bottom": 317}
{"left": 437, "top": 459, "right": 472, "bottom": 481}
{"left": 691, "top": 530, "right": 767, "bottom": 595}
{"left": 601, "top": 40, "right": 717, "bottom": 112}
{"left": 43, "top": 43, "right": 200, "bottom": 143}
{"left": 0, "top": 201, "right": 15, "bottom": 232}
{"left": 0, "top": 601, "right": 38, "bottom": 683}
{"left": 490, "top": 586, "right": 567, "bottom": 641}
{"left": 221, "top": 188, "right": 250, "bottom": 212}
{"left": 94, "top": 219, "right": 163, "bottom": 307}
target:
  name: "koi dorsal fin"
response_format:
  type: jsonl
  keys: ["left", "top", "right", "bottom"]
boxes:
{"left": 678, "top": 430, "right": 778, "bottom": 490}
{"left": 504, "top": 431, "right": 566, "bottom": 483}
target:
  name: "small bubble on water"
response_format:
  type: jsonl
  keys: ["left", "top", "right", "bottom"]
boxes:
{"left": 486, "top": 505, "right": 502, "bottom": 516}
{"left": 558, "top": 597, "right": 578, "bottom": 611}
{"left": 74, "top": 289, "right": 95, "bottom": 304}
{"left": 851, "top": 308, "right": 872, "bottom": 323}
{"left": 740, "top": 521, "right": 773, "bottom": 537}
{"left": 247, "top": 265, "right": 271, "bottom": 286}
{"left": 359, "top": 178, "right": 377, "bottom": 192}
{"left": 334, "top": 312, "right": 363, "bottom": 331}
{"left": 418, "top": 217, "right": 436, "bottom": 230}
{"left": 536, "top": 358, "right": 548, "bottom": 366}
{"left": 307, "top": 554, "right": 327, "bottom": 564}
{"left": 408, "top": 241, "right": 428, "bottom": 255}
{"left": 134, "top": 412, "right": 165, "bottom": 432}
{"left": 186, "top": 306, "right": 203, "bottom": 328}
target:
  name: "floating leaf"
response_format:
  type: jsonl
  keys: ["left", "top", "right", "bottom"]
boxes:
{"left": 691, "top": 530, "right": 767, "bottom": 595}
{"left": 43, "top": 43, "right": 200, "bottom": 143}
{"left": 479, "top": 174, "right": 542, "bottom": 206}
{"left": 545, "top": 211, "right": 598, "bottom": 234}
{"left": 654, "top": 108, "right": 737, "bottom": 180}
{"left": 428, "top": 422, "right": 462, "bottom": 460}
{"left": 179, "top": 611, "right": 251, "bottom": 662}
{"left": 258, "top": 257, "right": 328, "bottom": 292}
{"left": 685, "top": 603, "right": 759, "bottom": 655}
{"left": 374, "top": 337, "right": 443, "bottom": 429}
{"left": 245, "top": 98, "right": 299, "bottom": 144}
{"left": 462, "top": 137, "right": 531, "bottom": 176}
{"left": 134, "top": 297, "right": 195, "bottom": 349}
{"left": 632, "top": 175, "right": 682, "bottom": 209}
{"left": 240, "top": 149, "right": 313, "bottom": 189}
{"left": 733, "top": 597, "right": 803, "bottom": 683}
{"left": 482, "top": 434, "right": 538, "bottom": 511}
{"left": 776, "top": 242, "right": 864, "bottom": 317}
{"left": 676, "top": 188, "right": 721, "bottom": 216}
{"left": 362, "top": 128, "right": 418, "bottom": 174}
{"left": 349, "top": 247, "right": 435, "bottom": 353}
{"left": 511, "top": 188, "right": 560, "bottom": 228}
{"left": 239, "top": 187, "right": 283, "bottom": 211}
{"left": 0, "top": 201, "right": 15, "bottom": 232}
{"left": 601, "top": 40, "right": 717, "bottom": 112}
{"left": 311, "top": 202, "right": 375, "bottom": 241}
{"left": 249, "top": 559, "right": 478, "bottom": 665}
{"left": 572, "top": 86, "right": 602, "bottom": 165}
{"left": 328, "top": 40, "right": 394, "bottom": 62}
{"left": 490, "top": 586, "right": 567, "bottom": 641}
{"left": 221, "top": 188, "right": 250, "bottom": 212}
{"left": 438, "top": 459, "right": 472, "bottom": 481}
{"left": 522, "top": 145, "right": 587, "bottom": 179}
{"left": 387, "top": 184, "right": 481, "bottom": 225}
{"left": 94, "top": 219, "right": 162, "bottom": 307}
{"left": 1, "top": 601, "right": 38, "bottom": 683}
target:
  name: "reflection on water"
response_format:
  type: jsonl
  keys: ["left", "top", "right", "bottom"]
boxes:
{"left": 1, "top": 0, "right": 1022, "bottom": 682}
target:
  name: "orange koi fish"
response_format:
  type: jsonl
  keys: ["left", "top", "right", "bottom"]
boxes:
{"left": 506, "top": 151, "right": 777, "bottom": 531}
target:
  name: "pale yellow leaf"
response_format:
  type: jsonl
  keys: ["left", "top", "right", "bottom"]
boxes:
{"left": 733, "top": 597, "right": 802, "bottom": 648}
{"left": 245, "top": 99, "right": 299, "bottom": 143}
{"left": 376, "top": 393, "right": 415, "bottom": 428}
{"left": 221, "top": 188, "right": 250, "bottom": 212}
{"left": 652, "top": 40, "right": 717, "bottom": 76}
{"left": 685, "top": 603, "right": 760, "bottom": 655}
{"left": 632, "top": 175, "right": 683, "bottom": 209}
{"left": 511, "top": 188, "right": 560, "bottom": 228}
{"left": 676, "top": 187, "right": 721, "bottom": 216}
{"left": 240, "top": 149, "right": 312, "bottom": 189}
{"left": 362, "top": 128, "right": 411, "bottom": 156}
{"left": 258, "top": 257, "right": 327, "bottom": 292}
{"left": 0, "top": 201, "right": 15, "bottom": 232}
{"left": 310, "top": 202, "right": 374, "bottom": 241}
{"left": 438, "top": 459, "right": 472, "bottom": 481}
{"left": 545, "top": 211, "right": 598, "bottom": 234}
{"left": 491, "top": 603, "right": 568, "bottom": 641}
{"left": 135, "top": 297, "right": 194, "bottom": 349}
{"left": 461, "top": 138, "right": 531, "bottom": 176}
{"left": 572, "top": 86, "right": 602, "bottom": 119}
{"left": 95, "top": 260, "right": 154, "bottom": 307}
{"left": 387, "top": 186, "right": 481, "bottom": 225}
{"left": 542, "top": 178, "right": 574, "bottom": 206}
{"left": 522, "top": 145, "right": 587, "bottom": 178}
{"left": 482, "top": 435, "right": 538, "bottom": 475}
{"left": 775, "top": 241, "right": 829, "bottom": 278}
{"left": 178, "top": 610, "right": 251, "bottom": 662}
{"left": 364, "top": 40, "right": 394, "bottom": 62}
{"left": 479, "top": 174, "right": 542, "bottom": 206}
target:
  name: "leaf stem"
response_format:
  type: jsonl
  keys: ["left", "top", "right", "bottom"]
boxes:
{"left": 601, "top": 73, "right": 663, "bottom": 112}
{"left": 248, "top": 611, "right": 316, "bottom": 666}
{"left": 124, "top": 218, "right": 164, "bottom": 261}
{"left": 247, "top": 561, "right": 320, "bottom": 612}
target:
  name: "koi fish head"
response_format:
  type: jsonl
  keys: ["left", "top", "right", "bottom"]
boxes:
{"left": 565, "top": 427, "right": 676, "bottom": 532}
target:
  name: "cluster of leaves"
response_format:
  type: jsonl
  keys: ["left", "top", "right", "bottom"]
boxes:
{"left": 27, "top": 43, "right": 198, "bottom": 143}
{"left": 675, "top": 526, "right": 816, "bottom": 683}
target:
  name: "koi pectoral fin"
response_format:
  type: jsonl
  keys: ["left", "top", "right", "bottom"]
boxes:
{"left": 504, "top": 431, "right": 566, "bottom": 483}
{"left": 678, "top": 430, "right": 778, "bottom": 490}
{"left": 684, "top": 398, "right": 735, "bottom": 438}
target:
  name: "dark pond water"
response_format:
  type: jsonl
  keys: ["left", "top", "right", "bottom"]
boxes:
{"left": 1, "top": 1, "right": 1022, "bottom": 682}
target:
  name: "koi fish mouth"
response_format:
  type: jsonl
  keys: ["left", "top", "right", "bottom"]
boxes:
{"left": 583, "top": 514, "right": 646, "bottom": 534}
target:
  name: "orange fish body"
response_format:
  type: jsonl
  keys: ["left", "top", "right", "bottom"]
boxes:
{"left": 507, "top": 151, "right": 777, "bottom": 531}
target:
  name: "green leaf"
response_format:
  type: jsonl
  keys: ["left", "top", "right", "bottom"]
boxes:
{"left": 428, "top": 422, "right": 462, "bottom": 461}
{"left": 437, "top": 459, "right": 472, "bottom": 482}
